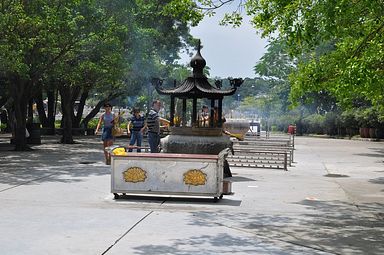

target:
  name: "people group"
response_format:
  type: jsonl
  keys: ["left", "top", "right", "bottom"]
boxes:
{"left": 95, "top": 100, "right": 168, "bottom": 164}
{"left": 96, "top": 100, "right": 235, "bottom": 165}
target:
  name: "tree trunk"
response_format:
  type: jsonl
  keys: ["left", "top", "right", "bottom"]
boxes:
{"left": 80, "top": 93, "right": 120, "bottom": 128}
{"left": 73, "top": 89, "right": 88, "bottom": 128}
{"left": 35, "top": 88, "right": 56, "bottom": 134}
{"left": 11, "top": 77, "right": 32, "bottom": 151}
{"left": 47, "top": 89, "right": 56, "bottom": 132}
{"left": 0, "top": 97, "right": 7, "bottom": 109}
{"left": 27, "top": 98, "right": 33, "bottom": 124}
{"left": 59, "top": 86, "right": 74, "bottom": 144}
{"left": 35, "top": 88, "right": 48, "bottom": 127}
{"left": 70, "top": 86, "right": 80, "bottom": 127}
{"left": 80, "top": 100, "right": 105, "bottom": 128}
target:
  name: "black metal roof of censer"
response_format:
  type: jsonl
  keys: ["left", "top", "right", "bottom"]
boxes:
{"left": 154, "top": 40, "right": 243, "bottom": 99}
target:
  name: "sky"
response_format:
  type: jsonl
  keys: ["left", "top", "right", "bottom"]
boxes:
{"left": 179, "top": 7, "right": 269, "bottom": 79}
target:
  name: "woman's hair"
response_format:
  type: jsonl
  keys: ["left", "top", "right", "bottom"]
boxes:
{"left": 104, "top": 102, "right": 112, "bottom": 108}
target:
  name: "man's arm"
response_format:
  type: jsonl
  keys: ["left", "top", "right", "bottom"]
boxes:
{"left": 159, "top": 117, "right": 170, "bottom": 126}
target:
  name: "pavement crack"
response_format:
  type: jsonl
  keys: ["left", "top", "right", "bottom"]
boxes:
{"left": 0, "top": 172, "right": 57, "bottom": 193}
{"left": 101, "top": 210, "right": 154, "bottom": 255}
{"left": 322, "top": 161, "right": 362, "bottom": 213}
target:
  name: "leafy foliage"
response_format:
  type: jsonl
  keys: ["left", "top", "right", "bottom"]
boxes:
{"left": 189, "top": 0, "right": 384, "bottom": 110}
{"left": 241, "top": 0, "right": 384, "bottom": 108}
{"left": 0, "top": 0, "right": 203, "bottom": 148}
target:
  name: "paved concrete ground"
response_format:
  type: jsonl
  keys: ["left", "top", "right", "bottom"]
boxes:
{"left": 0, "top": 135, "right": 383, "bottom": 255}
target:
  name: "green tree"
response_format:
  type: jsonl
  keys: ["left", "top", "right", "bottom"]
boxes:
{"left": 245, "top": 0, "right": 383, "bottom": 108}
{"left": 0, "top": 0, "right": 203, "bottom": 148}
{"left": 0, "top": 1, "right": 91, "bottom": 150}
{"left": 178, "top": 1, "right": 383, "bottom": 109}
{"left": 254, "top": 40, "right": 295, "bottom": 113}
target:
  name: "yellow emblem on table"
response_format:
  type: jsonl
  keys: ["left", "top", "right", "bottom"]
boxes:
{"left": 123, "top": 167, "right": 147, "bottom": 183}
{"left": 183, "top": 169, "right": 207, "bottom": 186}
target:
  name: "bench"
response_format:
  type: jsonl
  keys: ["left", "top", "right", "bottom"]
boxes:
{"left": 233, "top": 144, "right": 293, "bottom": 165}
{"left": 228, "top": 150, "right": 288, "bottom": 170}
{"left": 244, "top": 134, "right": 295, "bottom": 149}
{"left": 229, "top": 135, "right": 294, "bottom": 170}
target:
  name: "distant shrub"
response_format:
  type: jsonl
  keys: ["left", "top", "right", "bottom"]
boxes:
{"left": 340, "top": 109, "right": 359, "bottom": 129}
{"left": 272, "top": 114, "right": 300, "bottom": 133}
{"left": 302, "top": 114, "right": 325, "bottom": 134}
{"left": 87, "top": 118, "right": 99, "bottom": 129}
{"left": 270, "top": 125, "right": 278, "bottom": 132}
{"left": 324, "top": 112, "right": 339, "bottom": 136}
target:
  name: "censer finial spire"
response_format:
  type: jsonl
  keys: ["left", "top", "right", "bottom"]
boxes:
{"left": 190, "top": 39, "right": 206, "bottom": 77}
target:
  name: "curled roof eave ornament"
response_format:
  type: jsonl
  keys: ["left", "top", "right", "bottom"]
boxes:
{"left": 153, "top": 40, "right": 243, "bottom": 98}
{"left": 155, "top": 77, "right": 238, "bottom": 97}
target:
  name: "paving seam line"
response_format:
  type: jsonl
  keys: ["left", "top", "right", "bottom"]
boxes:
{"left": 101, "top": 210, "right": 154, "bottom": 254}
{"left": 0, "top": 172, "right": 57, "bottom": 193}
{"left": 322, "top": 160, "right": 363, "bottom": 213}
{"left": 101, "top": 200, "right": 166, "bottom": 254}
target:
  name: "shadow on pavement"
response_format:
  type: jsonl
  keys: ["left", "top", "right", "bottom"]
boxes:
{"left": 227, "top": 176, "right": 257, "bottom": 182}
{"left": 0, "top": 137, "right": 109, "bottom": 187}
{"left": 177, "top": 200, "right": 384, "bottom": 255}
{"left": 112, "top": 194, "right": 242, "bottom": 207}
{"left": 123, "top": 199, "right": 382, "bottom": 255}
{"left": 354, "top": 147, "right": 384, "bottom": 158}
{"left": 369, "top": 177, "right": 384, "bottom": 185}
{"left": 130, "top": 232, "right": 319, "bottom": 255}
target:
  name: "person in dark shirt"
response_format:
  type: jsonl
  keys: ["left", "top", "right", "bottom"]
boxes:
{"left": 145, "top": 100, "right": 168, "bottom": 153}
{"left": 127, "top": 108, "right": 145, "bottom": 152}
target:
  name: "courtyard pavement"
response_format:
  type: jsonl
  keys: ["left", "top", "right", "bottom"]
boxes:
{"left": 0, "top": 134, "right": 383, "bottom": 255}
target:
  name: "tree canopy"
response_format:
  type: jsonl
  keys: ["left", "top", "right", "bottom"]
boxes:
{"left": 182, "top": 0, "right": 383, "bottom": 110}
{"left": 2, "top": 0, "right": 383, "bottom": 148}
{"left": 0, "top": 0, "right": 203, "bottom": 149}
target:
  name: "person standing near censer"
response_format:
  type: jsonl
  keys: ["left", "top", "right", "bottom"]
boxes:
{"left": 127, "top": 108, "right": 145, "bottom": 152}
{"left": 95, "top": 102, "right": 116, "bottom": 165}
{"left": 145, "top": 100, "right": 162, "bottom": 153}
{"left": 145, "top": 100, "right": 169, "bottom": 153}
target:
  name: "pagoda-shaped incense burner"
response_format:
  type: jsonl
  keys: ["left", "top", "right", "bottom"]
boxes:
{"left": 153, "top": 41, "right": 243, "bottom": 154}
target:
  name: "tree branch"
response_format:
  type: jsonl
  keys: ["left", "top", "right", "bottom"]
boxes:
{"left": 196, "top": 0, "right": 235, "bottom": 11}
{"left": 352, "top": 20, "right": 384, "bottom": 58}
